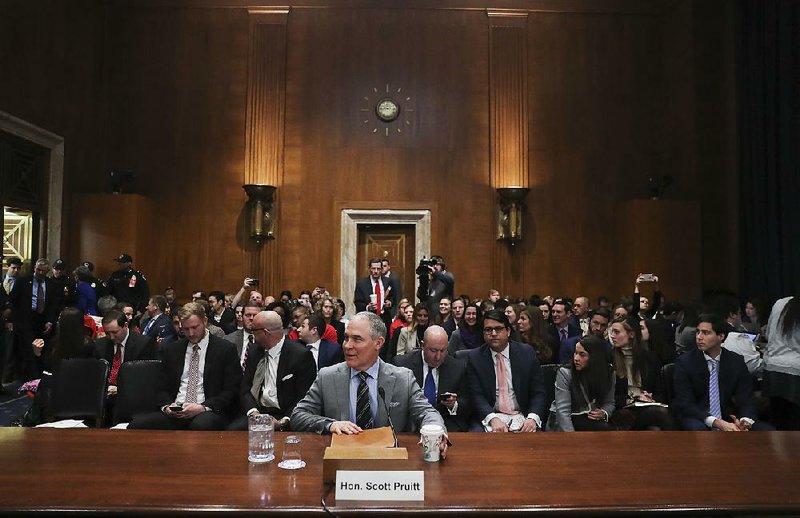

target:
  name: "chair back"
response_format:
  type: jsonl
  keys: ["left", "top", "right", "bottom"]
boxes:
{"left": 540, "top": 363, "right": 560, "bottom": 425}
{"left": 113, "top": 359, "right": 163, "bottom": 424}
{"left": 661, "top": 363, "right": 675, "bottom": 406}
{"left": 50, "top": 358, "right": 109, "bottom": 427}
{"left": 454, "top": 349, "right": 471, "bottom": 361}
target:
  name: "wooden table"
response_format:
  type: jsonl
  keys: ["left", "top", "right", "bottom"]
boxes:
{"left": 1, "top": 429, "right": 799, "bottom": 515}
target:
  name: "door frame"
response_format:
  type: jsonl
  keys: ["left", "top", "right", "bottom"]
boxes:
{"left": 340, "top": 209, "right": 430, "bottom": 314}
{"left": 0, "top": 110, "right": 64, "bottom": 262}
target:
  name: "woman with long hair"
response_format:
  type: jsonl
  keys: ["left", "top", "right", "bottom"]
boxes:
{"left": 518, "top": 306, "right": 554, "bottom": 364}
{"left": 763, "top": 296, "right": 800, "bottom": 430}
{"left": 448, "top": 302, "right": 482, "bottom": 353}
{"left": 608, "top": 316, "right": 675, "bottom": 430}
{"left": 743, "top": 297, "right": 768, "bottom": 335}
{"left": 31, "top": 307, "right": 94, "bottom": 375}
{"left": 433, "top": 297, "right": 453, "bottom": 327}
{"left": 314, "top": 295, "right": 345, "bottom": 344}
{"left": 641, "top": 318, "right": 676, "bottom": 368}
{"left": 389, "top": 299, "right": 412, "bottom": 341}
{"left": 547, "top": 335, "right": 615, "bottom": 431}
{"left": 504, "top": 303, "right": 524, "bottom": 342}
{"left": 394, "top": 303, "right": 430, "bottom": 356}
{"left": 443, "top": 298, "right": 465, "bottom": 338}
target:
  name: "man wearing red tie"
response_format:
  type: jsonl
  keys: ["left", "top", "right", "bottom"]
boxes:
{"left": 353, "top": 258, "right": 397, "bottom": 328}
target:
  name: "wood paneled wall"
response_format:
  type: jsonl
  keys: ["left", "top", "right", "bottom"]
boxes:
{"left": 0, "top": 0, "right": 735, "bottom": 306}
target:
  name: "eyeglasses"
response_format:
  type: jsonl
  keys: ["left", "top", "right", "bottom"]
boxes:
{"left": 483, "top": 326, "right": 507, "bottom": 334}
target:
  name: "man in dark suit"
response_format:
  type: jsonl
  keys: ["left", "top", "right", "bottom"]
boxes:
{"left": 673, "top": 314, "right": 772, "bottom": 431}
{"left": 228, "top": 310, "right": 316, "bottom": 431}
{"left": 466, "top": 309, "right": 546, "bottom": 432}
{"left": 416, "top": 255, "right": 455, "bottom": 316}
{"left": 94, "top": 310, "right": 159, "bottom": 390}
{"left": 381, "top": 258, "right": 403, "bottom": 304}
{"left": 129, "top": 302, "right": 242, "bottom": 430}
{"left": 208, "top": 290, "right": 237, "bottom": 334}
{"left": 393, "top": 325, "right": 471, "bottom": 431}
{"left": 9, "top": 258, "right": 64, "bottom": 379}
{"left": 224, "top": 302, "right": 261, "bottom": 371}
{"left": 547, "top": 299, "right": 582, "bottom": 363}
{"left": 297, "top": 313, "right": 344, "bottom": 370}
{"left": 140, "top": 295, "right": 176, "bottom": 343}
{"left": 354, "top": 257, "right": 398, "bottom": 326}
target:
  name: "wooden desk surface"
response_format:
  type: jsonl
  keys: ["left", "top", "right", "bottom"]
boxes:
{"left": 1, "top": 429, "right": 799, "bottom": 515}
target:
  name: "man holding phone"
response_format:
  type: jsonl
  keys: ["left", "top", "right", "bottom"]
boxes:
{"left": 393, "top": 325, "right": 471, "bottom": 431}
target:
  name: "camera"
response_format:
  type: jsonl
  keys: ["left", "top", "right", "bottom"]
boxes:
{"left": 416, "top": 256, "right": 438, "bottom": 276}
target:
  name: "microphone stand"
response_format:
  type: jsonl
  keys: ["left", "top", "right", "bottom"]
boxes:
{"left": 377, "top": 387, "right": 399, "bottom": 448}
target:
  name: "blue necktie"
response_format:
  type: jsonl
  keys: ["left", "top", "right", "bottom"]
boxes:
{"left": 424, "top": 368, "right": 436, "bottom": 407}
{"left": 708, "top": 359, "right": 722, "bottom": 419}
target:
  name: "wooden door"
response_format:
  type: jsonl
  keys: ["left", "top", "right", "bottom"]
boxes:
{"left": 357, "top": 224, "right": 416, "bottom": 309}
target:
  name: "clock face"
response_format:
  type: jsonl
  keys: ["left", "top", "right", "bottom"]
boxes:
{"left": 376, "top": 99, "right": 400, "bottom": 122}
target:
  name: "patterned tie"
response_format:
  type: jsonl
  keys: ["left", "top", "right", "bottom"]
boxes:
{"left": 560, "top": 328, "right": 568, "bottom": 345}
{"left": 143, "top": 318, "right": 155, "bottom": 335}
{"left": 356, "top": 371, "right": 373, "bottom": 429}
{"left": 242, "top": 334, "right": 254, "bottom": 371}
{"left": 36, "top": 280, "right": 45, "bottom": 314}
{"left": 424, "top": 368, "right": 436, "bottom": 407}
{"left": 185, "top": 344, "right": 200, "bottom": 404}
{"left": 495, "top": 352, "right": 514, "bottom": 414}
{"left": 374, "top": 280, "right": 382, "bottom": 315}
{"left": 2, "top": 277, "right": 10, "bottom": 294}
{"left": 109, "top": 344, "right": 123, "bottom": 385}
{"left": 708, "top": 359, "right": 722, "bottom": 419}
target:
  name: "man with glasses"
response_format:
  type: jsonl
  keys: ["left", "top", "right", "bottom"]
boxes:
{"left": 129, "top": 302, "right": 242, "bottom": 430}
{"left": 228, "top": 310, "right": 315, "bottom": 431}
{"left": 466, "top": 309, "right": 546, "bottom": 433}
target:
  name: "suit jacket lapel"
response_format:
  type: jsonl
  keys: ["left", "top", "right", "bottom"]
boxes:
{"left": 481, "top": 345, "right": 497, "bottom": 405}
{"left": 335, "top": 364, "right": 351, "bottom": 421}
{"left": 508, "top": 343, "right": 523, "bottom": 399}
{"left": 410, "top": 351, "right": 424, "bottom": 387}
{"left": 377, "top": 361, "right": 397, "bottom": 428}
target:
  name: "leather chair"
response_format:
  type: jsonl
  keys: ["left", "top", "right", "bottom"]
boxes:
{"left": 50, "top": 358, "right": 109, "bottom": 427}
{"left": 540, "top": 363, "right": 560, "bottom": 425}
{"left": 113, "top": 359, "right": 162, "bottom": 425}
{"left": 660, "top": 363, "right": 675, "bottom": 406}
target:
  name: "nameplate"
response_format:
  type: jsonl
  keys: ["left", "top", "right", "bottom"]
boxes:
{"left": 335, "top": 470, "right": 424, "bottom": 501}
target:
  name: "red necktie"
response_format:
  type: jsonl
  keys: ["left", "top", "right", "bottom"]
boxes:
{"left": 374, "top": 280, "right": 382, "bottom": 315}
{"left": 109, "top": 344, "right": 122, "bottom": 385}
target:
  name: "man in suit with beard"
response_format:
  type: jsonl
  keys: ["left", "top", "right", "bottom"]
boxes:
{"left": 129, "top": 302, "right": 242, "bottom": 430}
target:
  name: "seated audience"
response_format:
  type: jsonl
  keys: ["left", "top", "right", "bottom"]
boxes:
{"left": 129, "top": 302, "right": 242, "bottom": 431}
{"left": 443, "top": 298, "right": 465, "bottom": 338}
{"left": 448, "top": 302, "right": 483, "bottom": 353}
{"left": 297, "top": 313, "right": 344, "bottom": 370}
{"left": 763, "top": 296, "right": 800, "bottom": 430}
{"left": 609, "top": 317, "right": 676, "bottom": 430}
{"left": 315, "top": 295, "right": 345, "bottom": 345}
{"left": 394, "top": 303, "right": 430, "bottom": 357}
{"left": 547, "top": 335, "right": 615, "bottom": 431}
{"left": 228, "top": 310, "right": 315, "bottom": 431}
{"left": 517, "top": 307, "right": 554, "bottom": 364}
{"left": 223, "top": 302, "right": 261, "bottom": 372}
{"left": 466, "top": 309, "right": 545, "bottom": 432}
{"left": 672, "top": 314, "right": 773, "bottom": 431}
{"left": 389, "top": 299, "right": 412, "bottom": 341}
{"left": 393, "top": 325, "right": 471, "bottom": 431}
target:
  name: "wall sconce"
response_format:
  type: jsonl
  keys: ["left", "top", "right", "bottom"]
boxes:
{"left": 243, "top": 184, "right": 276, "bottom": 243}
{"left": 496, "top": 187, "right": 530, "bottom": 245}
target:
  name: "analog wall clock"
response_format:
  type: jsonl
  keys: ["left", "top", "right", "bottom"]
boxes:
{"left": 360, "top": 84, "right": 415, "bottom": 137}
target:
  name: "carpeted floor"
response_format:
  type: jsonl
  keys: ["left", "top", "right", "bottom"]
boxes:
{"left": 0, "top": 383, "right": 32, "bottom": 426}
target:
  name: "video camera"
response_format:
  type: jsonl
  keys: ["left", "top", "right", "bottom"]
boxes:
{"left": 415, "top": 256, "right": 439, "bottom": 276}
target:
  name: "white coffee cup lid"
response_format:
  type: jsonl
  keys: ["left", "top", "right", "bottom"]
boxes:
{"left": 420, "top": 424, "right": 444, "bottom": 435}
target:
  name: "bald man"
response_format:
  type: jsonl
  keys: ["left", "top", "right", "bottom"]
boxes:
{"left": 227, "top": 311, "right": 316, "bottom": 431}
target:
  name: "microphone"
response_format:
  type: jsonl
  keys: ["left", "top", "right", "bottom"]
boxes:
{"left": 377, "top": 387, "right": 399, "bottom": 448}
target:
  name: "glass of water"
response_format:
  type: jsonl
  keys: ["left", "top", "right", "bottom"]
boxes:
{"left": 248, "top": 414, "right": 275, "bottom": 463}
{"left": 278, "top": 435, "right": 305, "bottom": 470}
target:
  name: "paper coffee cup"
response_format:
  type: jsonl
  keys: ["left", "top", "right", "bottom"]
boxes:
{"left": 420, "top": 424, "right": 444, "bottom": 462}
{"left": 370, "top": 294, "right": 378, "bottom": 305}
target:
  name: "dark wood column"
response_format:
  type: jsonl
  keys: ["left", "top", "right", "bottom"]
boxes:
{"left": 244, "top": 8, "right": 288, "bottom": 296}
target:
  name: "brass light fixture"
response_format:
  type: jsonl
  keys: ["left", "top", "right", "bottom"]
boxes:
{"left": 496, "top": 187, "right": 530, "bottom": 245}
{"left": 243, "top": 184, "right": 276, "bottom": 243}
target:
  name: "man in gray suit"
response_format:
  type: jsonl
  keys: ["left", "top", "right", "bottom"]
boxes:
{"left": 291, "top": 312, "right": 448, "bottom": 458}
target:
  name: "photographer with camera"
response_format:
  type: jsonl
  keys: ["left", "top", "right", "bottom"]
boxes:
{"left": 416, "top": 255, "right": 455, "bottom": 316}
